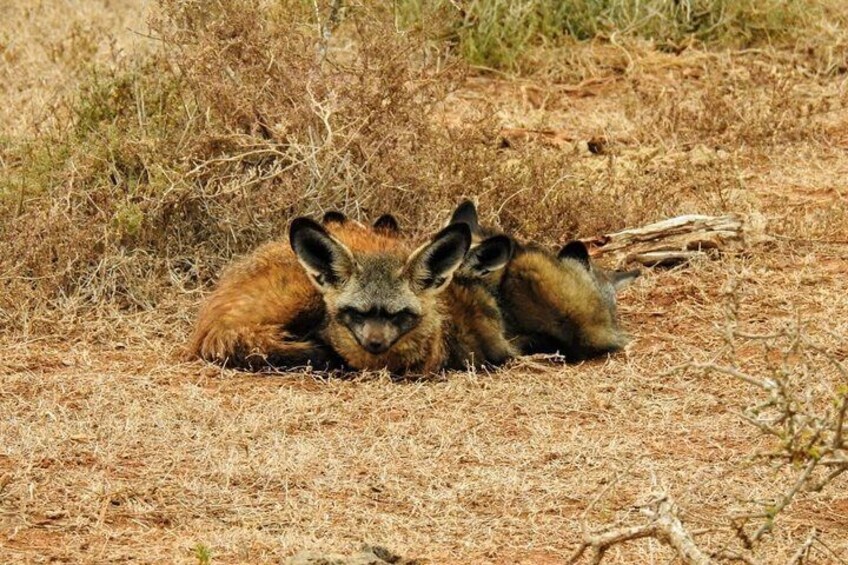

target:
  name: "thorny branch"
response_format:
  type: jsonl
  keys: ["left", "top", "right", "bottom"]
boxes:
{"left": 786, "top": 529, "right": 817, "bottom": 565}
{"left": 570, "top": 319, "right": 847, "bottom": 563}
{"left": 567, "top": 494, "right": 712, "bottom": 565}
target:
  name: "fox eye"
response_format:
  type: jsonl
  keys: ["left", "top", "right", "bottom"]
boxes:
{"left": 390, "top": 309, "right": 419, "bottom": 326}
{"left": 340, "top": 307, "right": 367, "bottom": 322}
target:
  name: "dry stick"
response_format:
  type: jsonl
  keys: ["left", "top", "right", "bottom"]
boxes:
{"left": 648, "top": 498, "right": 714, "bottom": 565}
{"left": 585, "top": 214, "right": 745, "bottom": 267}
{"left": 567, "top": 524, "right": 658, "bottom": 564}
{"left": 787, "top": 529, "right": 817, "bottom": 565}
{"left": 568, "top": 461, "right": 641, "bottom": 563}
{"left": 567, "top": 496, "right": 714, "bottom": 565}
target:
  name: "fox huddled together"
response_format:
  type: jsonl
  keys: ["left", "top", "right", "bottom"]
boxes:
{"left": 188, "top": 201, "right": 639, "bottom": 374}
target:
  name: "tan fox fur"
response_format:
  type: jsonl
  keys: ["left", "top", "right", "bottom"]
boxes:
{"left": 189, "top": 212, "right": 516, "bottom": 373}
{"left": 447, "top": 200, "right": 639, "bottom": 361}
{"left": 443, "top": 275, "right": 517, "bottom": 368}
{"left": 188, "top": 218, "right": 403, "bottom": 369}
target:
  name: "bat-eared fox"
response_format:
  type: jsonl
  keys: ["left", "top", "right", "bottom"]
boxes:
{"left": 189, "top": 211, "right": 516, "bottom": 373}
{"left": 447, "top": 200, "right": 639, "bottom": 361}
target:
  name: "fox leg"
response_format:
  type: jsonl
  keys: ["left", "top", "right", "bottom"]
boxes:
{"left": 482, "top": 334, "right": 519, "bottom": 367}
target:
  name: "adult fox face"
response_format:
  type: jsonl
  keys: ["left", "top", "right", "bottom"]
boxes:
{"left": 290, "top": 217, "right": 471, "bottom": 366}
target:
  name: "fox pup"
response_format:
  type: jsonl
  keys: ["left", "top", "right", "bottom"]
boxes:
{"left": 290, "top": 216, "right": 521, "bottom": 372}
{"left": 448, "top": 200, "right": 639, "bottom": 361}
{"left": 320, "top": 212, "right": 518, "bottom": 370}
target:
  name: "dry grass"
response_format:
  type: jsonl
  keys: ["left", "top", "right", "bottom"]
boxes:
{"left": 0, "top": 0, "right": 151, "bottom": 136}
{"left": 2, "top": 0, "right": 848, "bottom": 563}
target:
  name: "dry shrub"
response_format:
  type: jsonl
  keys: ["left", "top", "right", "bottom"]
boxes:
{"left": 1, "top": 1, "right": 464, "bottom": 334}
{"left": 4, "top": 0, "right": 842, "bottom": 340}
{"left": 0, "top": 1, "right": 665, "bottom": 337}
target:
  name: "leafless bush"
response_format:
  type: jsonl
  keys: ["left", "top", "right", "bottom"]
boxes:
{"left": 567, "top": 291, "right": 848, "bottom": 563}
{"left": 1, "top": 1, "right": 729, "bottom": 338}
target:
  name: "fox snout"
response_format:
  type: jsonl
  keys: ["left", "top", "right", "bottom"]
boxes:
{"left": 352, "top": 319, "right": 396, "bottom": 354}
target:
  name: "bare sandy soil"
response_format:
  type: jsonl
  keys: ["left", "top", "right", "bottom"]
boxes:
{"left": 2, "top": 2, "right": 848, "bottom": 564}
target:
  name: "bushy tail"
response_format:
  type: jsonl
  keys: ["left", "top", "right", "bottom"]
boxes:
{"left": 188, "top": 323, "right": 337, "bottom": 370}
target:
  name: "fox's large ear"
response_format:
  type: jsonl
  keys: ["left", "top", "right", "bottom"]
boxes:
{"left": 463, "top": 235, "right": 513, "bottom": 276}
{"left": 404, "top": 224, "right": 471, "bottom": 292}
{"left": 558, "top": 240, "right": 591, "bottom": 270}
{"left": 448, "top": 200, "right": 482, "bottom": 235}
{"left": 373, "top": 214, "right": 400, "bottom": 237}
{"left": 322, "top": 211, "right": 347, "bottom": 225}
{"left": 290, "top": 217, "right": 356, "bottom": 290}
{"left": 609, "top": 269, "right": 640, "bottom": 291}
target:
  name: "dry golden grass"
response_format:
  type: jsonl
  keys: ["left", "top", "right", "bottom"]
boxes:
{"left": 4, "top": 242, "right": 848, "bottom": 563}
{"left": 0, "top": 0, "right": 151, "bottom": 136}
{"left": 2, "top": 1, "right": 848, "bottom": 563}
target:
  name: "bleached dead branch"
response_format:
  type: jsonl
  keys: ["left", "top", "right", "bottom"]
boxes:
{"left": 585, "top": 214, "right": 747, "bottom": 267}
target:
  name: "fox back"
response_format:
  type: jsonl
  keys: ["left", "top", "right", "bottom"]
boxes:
{"left": 501, "top": 241, "right": 638, "bottom": 360}
{"left": 448, "top": 200, "right": 638, "bottom": 361}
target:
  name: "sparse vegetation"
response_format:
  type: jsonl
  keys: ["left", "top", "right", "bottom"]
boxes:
{"left": 195, "top": 543, "right": 212, "bottom": 565}
{"left": 399, "top": 0, "right": 848, "bottom": 72}
{"left": 1, "top": 0, "right": 847, "bottom": 562}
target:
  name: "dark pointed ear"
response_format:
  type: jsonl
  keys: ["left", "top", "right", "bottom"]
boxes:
{"left": 558, "top": 240, "right": 591, "bottom": 269}
{"left": 373, "top": 214, "right": 400, "bottom": 237}
{"left": 463, "top": 235, "right": 514, "bottom": 277}
{"left": 609, "top": 269, "right": 640, "bottom": 291}
{"left": 290, "top": 217, "right": 356, "bottom": 290}
{"left": 322, "top": 211, "right": 347, "bottom": 225}
{"left": 404, "top": 224, "right": 471, "bottom": 292}
{"left": 448, "top": 200, "right": 481, "bottom": 235}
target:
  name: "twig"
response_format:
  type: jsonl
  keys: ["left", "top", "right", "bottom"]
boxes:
{"left": 567, "top": 524, "right": 659, "bottom": 564}
{"left": 687, "top": 362, "right": 777, "bottom": 391}
{"left": 568, "top": 495, "right": 714, "bottom": 565}
{"left": 808, "top": 463, "right": 848, "bottom": 492}
{"left": 751, "top": 458, "right": 818, "bottom": 542}
{"left": 786, "top": 528, "right": 817, "bottom": 565}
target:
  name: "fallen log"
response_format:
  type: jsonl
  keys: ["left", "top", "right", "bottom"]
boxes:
{"left": 582, "top": 214, "right": 752, "bottom": 268}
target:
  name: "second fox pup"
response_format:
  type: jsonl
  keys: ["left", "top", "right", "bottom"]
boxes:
{"left": 448, "top": 200, "right": 639, "bottom": 361}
